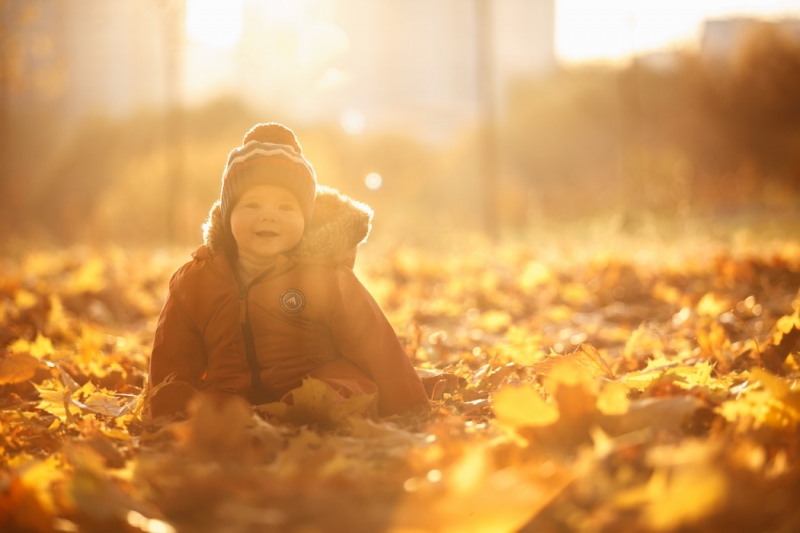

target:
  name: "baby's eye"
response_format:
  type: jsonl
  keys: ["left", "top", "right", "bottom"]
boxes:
{"left": 242, "top": 202, "right": 260, "bottom": 209}
{"left": 279, "top": 204, "right": 296, "bottom": 211}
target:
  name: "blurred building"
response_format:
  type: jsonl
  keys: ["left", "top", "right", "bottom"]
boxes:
{"left": 57, "top": 0, "right": 179, "bottom": 120}
{"left": 6, "top": 0, "right": 556, "bottom": 141}
{"left": 230, "top": 0, "right": 556, "bottom": 141}
{"left": 3, "top": 0, "right": 179, "bottom": 121}
{"left": 701, "top": 17, "right": 800, "bottom": 63}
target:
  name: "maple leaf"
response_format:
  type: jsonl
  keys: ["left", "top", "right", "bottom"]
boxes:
{"left": 257, "top": 377, "right": 375, "bottom": 429}
{"left": 773, "top": 308, "right": 800, "bottom": 345}
{"left": 696, "top": 292, "right": 731, "bottom": 317}
{"left": 761, "top": 309, "right": 800, "bottom": 373}
{"left": 72, "top": 390, "right": 134, "bottom": 418}
{"left": 475, "top": 310, "right": 513, "bottom": 333}
{"left": 596, "top": 382, "right": 630, "bottom": 415}
{"left": 718, "top": 368, "right": 800, "bottom": 428}
{"left": 391, "top": 444, "right": 571, "bottom": 533}
{"left": 35, "top": 385, "right": 80, "bottom": 422}
{"left": 8, "top": 333, "right": 55, "bottom": 359}
{"left": 13, "top": 455, "right": 68, "bottom": 516}
{"left": 0, "top": 352, "right": 42, "bottom": 385}
{"left": 492, "top": 383, "right": 559, "bottom": 428}
{"left": 64, "top": 257, "right": 107, "bottom": 294}
{"left": 616, "top": 465, "right": 728, "bottom": 530}
{"left": 568, "top": 343, "right": 615, "bottom": 379}
{"left": 177, "top": 394, "right": 283, "bottom": 464}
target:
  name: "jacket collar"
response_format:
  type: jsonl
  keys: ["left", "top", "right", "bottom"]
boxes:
{"left": 191, "top": 245, "right": 296, "bottom": 285}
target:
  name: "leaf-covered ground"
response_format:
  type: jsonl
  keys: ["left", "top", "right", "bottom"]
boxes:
{"left": 1, "top": 229, "right": 800, "bottom": 533}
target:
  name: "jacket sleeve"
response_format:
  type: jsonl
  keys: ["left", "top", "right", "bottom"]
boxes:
{"left": 326, "top": 267, "right": 429, "bottom": 417}
{"left": 148, "top": 270, "right": 208, "bottom": 418}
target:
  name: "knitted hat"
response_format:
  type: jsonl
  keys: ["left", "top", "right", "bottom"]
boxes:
{"left": 219, "top": 123, "right": 317, "bottom": 238}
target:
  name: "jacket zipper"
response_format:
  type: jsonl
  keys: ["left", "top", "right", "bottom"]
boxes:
{"left": 239, "top": 266, "right": 275, "bottom": 396}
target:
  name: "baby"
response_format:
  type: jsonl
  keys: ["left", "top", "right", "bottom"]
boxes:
{"left": 148, "top": 123, "right": 429, "bottom": 418}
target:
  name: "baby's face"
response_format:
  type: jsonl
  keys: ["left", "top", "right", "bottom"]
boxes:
{"left": 230, "top": 185, "right": 304, "bottom": 262}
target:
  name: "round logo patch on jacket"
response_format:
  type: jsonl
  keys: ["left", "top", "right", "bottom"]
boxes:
{"left": 279, "top": 288, "right": 306, "bottom": 314}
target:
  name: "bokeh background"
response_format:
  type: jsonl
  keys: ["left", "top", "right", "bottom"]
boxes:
{"left": 1, "top": 0, "right": 799, "bottom": 247}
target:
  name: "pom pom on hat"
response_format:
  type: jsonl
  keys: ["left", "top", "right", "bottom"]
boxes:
{"left": 242, "top": 123, "right": 302, "bottom": 153}
{"left": 219, "top": 123, "right": 317, "bottom": 251}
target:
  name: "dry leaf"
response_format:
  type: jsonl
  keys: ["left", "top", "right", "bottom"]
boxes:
{"left": 492, "top": 384, "right": 559, "bottom": 428}
{"left": 257, "top": 377, "right": 375, "bottom": 429}
{"left": 0, "top": 353, "right": 42, "bottom": 385}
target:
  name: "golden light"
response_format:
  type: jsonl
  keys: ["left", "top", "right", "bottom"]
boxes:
{"left": 556, "top": 0, "right": 800, "bottom": 62}
{"left": 186, "top": 0, "right": 243, "bottom": 48}
{"left": 365, "top": 172, "right": 383, "bottom": 191}
{"left": 340, "top": 108, "right": 365, "bottom": 135}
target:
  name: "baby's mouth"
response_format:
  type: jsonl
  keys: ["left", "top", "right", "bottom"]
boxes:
{"left": 256, "top": 230, "right": 279, "bottom": 238}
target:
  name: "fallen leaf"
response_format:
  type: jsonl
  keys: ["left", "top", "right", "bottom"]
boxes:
{"left": 257, "top": 377, "right": 375, "bottom": 429}
{"left": 492, "top": 384, "right": 559, "bottom": 428}
{"left": 0, "top": 353, "right": 42, "bottom": 385}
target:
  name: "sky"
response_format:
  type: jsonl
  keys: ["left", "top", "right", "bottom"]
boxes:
{"left": 186, "top": 0, "right": 800, "bottom": 63}
{"left": 181, "top": 0, "right": 800, "bottom": 118}
{"left": 555, "top": 0, "right": 800, "bottom": 62}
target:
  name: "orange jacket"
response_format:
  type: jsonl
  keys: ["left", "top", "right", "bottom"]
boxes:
{"left": 149, "top": 187, "right": 428, "bottom": 418}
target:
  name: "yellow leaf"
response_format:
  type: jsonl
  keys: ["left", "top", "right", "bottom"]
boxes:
{"left": 774, "top": 309, "right": 800, "bottom": 344}
{"left": 568, "top": 344, "right": 614, "bottom": 379}
{"left": 257, "top": 401, "right": 288, "bottom": 419}
{"left": 642, "top": 467, "right": 727, "bottom": 530}
{"left": 596, "top": 382, "right": 630, "bottom": 415}
{"left": 546, "top": 358, "right": 593, "bottom": 387}
{"left": 48, "top": 295, "right": 72, "bottom": 335}
{"left": 14, "top": 289, "right": 37, "bottom": 311}
{"left": 74, "top": 391, "right": 131, "bottom": 417}
{"left": 544, "top": 305, "right": 572, "bottom": 322}
{"left": 0, "top": 353, "right": 42, "bottom": 385}
{"left": 696, "top": 292, "right": 730, "bottom": 317}
{"left": 9, "top": 333, "right": 55, "bottom": 359}
{"left": 749, "top": 368, "right": 792, "bottom": 397}
{"left": 391, "top": 445, "right": 571, "bottom": 533}
{"left": 493, "top": 384, "right": 559, "bottom": 428}
{"left": 518, "top": 262, "right": 552, "bottom": 292}
{"left": 36, "top": 386, "right": 79, "bottom": 422}
{"left": 776, "top": 308, "right": 800, "bottom": 334}
{"left": 18, "top": 455, "right": 68, "bottom": 514}
{"left": 329, "top": 391, "right": 377, "bottom": 422}
{"left": 99, "top": 427, "right": 132, "bottom": 441}
{"left": 476, "top": 310, "right": 512, "bottom": 333}
{"left": 65, "top": 257, "right": 107, "bottom": 293}
{"left": 643, "top": 355, "right": 675, "bottom": 371}
{"left": 718, "top": 369, "right": 800, "bottom": 429}
{"left": 32, "top": 334, "right": 55, "bottom": 359}
{"left": 560, "top": 283, "right": 591, "bottom": 306}
{"left": 259, "top": 377, "right": 375, "bottom": 429}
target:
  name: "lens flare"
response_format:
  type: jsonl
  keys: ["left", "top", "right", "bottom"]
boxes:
{"left": 365, "top": 172, "right": 383, "bottom": 190}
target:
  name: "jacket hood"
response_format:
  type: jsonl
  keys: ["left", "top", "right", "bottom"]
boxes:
{"left": 202, "top": 185, "right": 373, "bottom": 260}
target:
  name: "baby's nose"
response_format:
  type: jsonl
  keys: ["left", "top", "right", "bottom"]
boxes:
{"left": 260, "top": 207, "right": 278, "bottom": 220}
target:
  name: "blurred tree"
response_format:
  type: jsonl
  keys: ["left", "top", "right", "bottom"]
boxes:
{"left": 159, "top": 0, "right": 186, "bottom": 244}
{"left": 0, "top": 1, "right": 64, "bottom": 237}
{"left": 503, "top": 67, "right": 623, "bottom": 219}
{"left": 728, "top": 25, "right": 800, "bottom": 189}
{"left": 502, "top": 21, "right": 800, "bottom": 220}
{"left": 476, "top": 0, "right": 499, "bottom": 238}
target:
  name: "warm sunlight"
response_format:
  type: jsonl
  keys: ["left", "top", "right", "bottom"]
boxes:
{"left": 5, "top": 1, "right": 800, "bottom": 531}
{"left": 556, "top": 0, "right": 800, "bottom": 62}
{"left": 185, "top": 0, "right": 243, "bottom": 48}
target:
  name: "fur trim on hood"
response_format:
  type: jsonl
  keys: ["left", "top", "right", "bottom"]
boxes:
{"left": 202, "top": 185, "right": 373, "bottom": 260}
